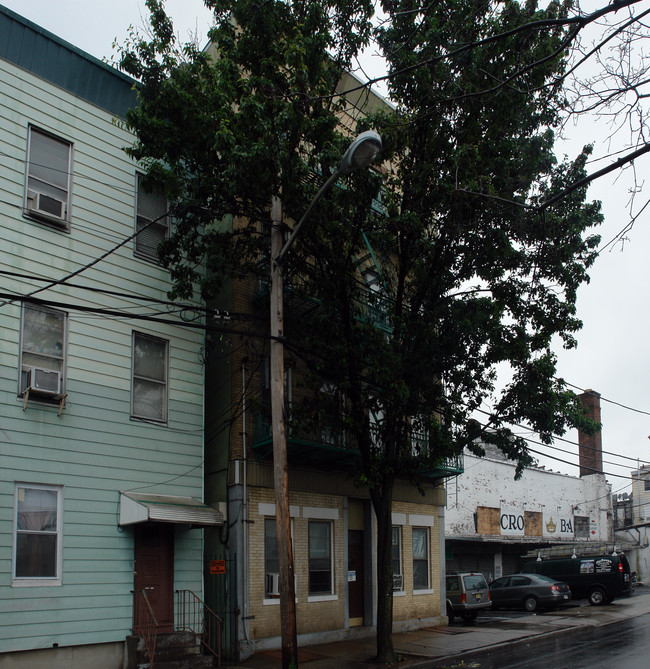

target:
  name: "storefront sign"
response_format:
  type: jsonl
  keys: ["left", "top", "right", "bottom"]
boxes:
{"left": 543, "top": 515, "right": 575, "bottom": 538}
{"left": 500, "top": 509, "right": 525, "bottom": 535}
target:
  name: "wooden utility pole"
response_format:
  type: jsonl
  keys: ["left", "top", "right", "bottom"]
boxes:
{"left": 266, "top": 134, "right": 380, "bottom": 668}
{"left": 270, "top": 196, "right": 298, "bottom": 669}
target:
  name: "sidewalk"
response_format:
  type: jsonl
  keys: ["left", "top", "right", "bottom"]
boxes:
{"left": 232, "top": 588, "right": 650, "bottom": 668}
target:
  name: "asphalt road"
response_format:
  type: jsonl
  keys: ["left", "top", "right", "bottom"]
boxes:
{"left": 432, "top": 608, "right": 650, "bottom": 669}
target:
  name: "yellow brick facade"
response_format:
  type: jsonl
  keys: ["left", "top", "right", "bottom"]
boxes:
{"left": 391, "top": 501, "right": 442, "bottom": 622}
{"left": 244, "top": 484, "right": 443, "bottom": 642}
{"left": 247, "top": 487, "right": 347, "bottom": 638}
{"left": 205, "top": 169, "right": 449, "bottom": 652}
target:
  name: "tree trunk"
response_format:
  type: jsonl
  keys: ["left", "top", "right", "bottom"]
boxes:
{"left": 373, "top": 481, "right": 396, "bottom": 664}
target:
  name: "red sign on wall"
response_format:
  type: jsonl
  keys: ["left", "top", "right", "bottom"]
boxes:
{"left": 210, "top": 560, "right": 226, "bottom": 575}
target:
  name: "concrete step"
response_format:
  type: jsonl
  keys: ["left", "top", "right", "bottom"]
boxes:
{"left": 154, "top": 631, "right": 202, "bottom": 661}
{"left": 144, "top": 656, "right": 215, "bottom": 669}
{"left": 130, "top": 631, "right": 217, "bottom": 669}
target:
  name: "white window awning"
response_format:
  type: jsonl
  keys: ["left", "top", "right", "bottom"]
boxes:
{"left": 119, "top": 492, "right": 224, "bottom": 527}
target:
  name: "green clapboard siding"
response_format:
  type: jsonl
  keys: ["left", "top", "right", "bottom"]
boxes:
{"left": 0, "top": 20, "right": 210, "bottom": 655}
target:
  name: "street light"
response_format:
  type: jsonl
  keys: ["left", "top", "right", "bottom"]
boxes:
{"left": 269, "top": 130, "right": 382, "bottom": 669}
{"left": 275, "top": 131, "right": 383, "bottom": 265}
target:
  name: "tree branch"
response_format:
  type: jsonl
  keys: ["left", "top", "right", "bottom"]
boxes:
{"left": 538, "top": 141, "right": 650, "bottom": 210}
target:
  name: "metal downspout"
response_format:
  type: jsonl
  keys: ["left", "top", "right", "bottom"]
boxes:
{"left": 242, "top": 360, "right": 250, "bottom": 642}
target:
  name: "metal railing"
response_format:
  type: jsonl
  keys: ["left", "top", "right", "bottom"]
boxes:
{"left": 254, "top": 272, "right": 392, "bottom": 332}
{"left": 251, "top": 409, "right": 463, "bottom": 478}
{"left": 253, "top": 405, "right": 352, "bottom": 451}
{"left": 176, "top": 589, "right": 222, "bottom": 666}
{"left": 132, "top": 589, "right": 158, "bottom": 669}
{"left": 352, "top": 291, "right": 391, "bottom": 331}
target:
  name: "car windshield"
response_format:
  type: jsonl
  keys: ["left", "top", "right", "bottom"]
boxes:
{"left": 463, "top": 574, "right": 486, "bottom": 590}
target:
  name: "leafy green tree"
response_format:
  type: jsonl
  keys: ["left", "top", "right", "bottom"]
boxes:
{"left": 118, "top": 0, "right": 603, "bottom": 663}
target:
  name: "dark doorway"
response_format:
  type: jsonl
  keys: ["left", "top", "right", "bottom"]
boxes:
{"left": 348, "top": 529, "right": 365, "bottom": 625}
{"left": 134, "top": 524, "right": 174, "bottom": 632}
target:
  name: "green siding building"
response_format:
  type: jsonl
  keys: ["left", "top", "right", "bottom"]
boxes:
{"left": 0, "top": 6, "right": 220, "bottom": 666}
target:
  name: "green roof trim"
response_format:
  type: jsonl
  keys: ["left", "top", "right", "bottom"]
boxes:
{"left": 0, "top": 3, "right": 137, "bottom": 118}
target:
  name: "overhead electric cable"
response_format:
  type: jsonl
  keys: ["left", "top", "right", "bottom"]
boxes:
{"left": 474, "top": 406, "right": 650, "bottom": 468}
{"left": 470, "top": 412, "right": 639, "bottom": 481}
{"left": 562, "top": 381, "right": 650, "bottom": 418}
{"left": 0, "top": 208, "right": 173, "bottom": 310}
{"left": 0, "top": 268, "right": 245, "bottom": 319}
{"left": 0, "top": 291, "right": 266, "bottom": 339}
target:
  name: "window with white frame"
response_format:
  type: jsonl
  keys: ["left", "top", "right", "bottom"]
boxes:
{"left": 14, "top": 484, "right": 62, "bottom": 582}
{"left": 24, "top": 126, "right": 72, "bottom": 228}
{"left": 412, "top": 527, "right": 430, "bottom": 590}
{"left": 20, "top": 304, "right": 67, "bottom": 399}
{"left": 308, "top": 521, "right": 333, "bottom": 595}
{"left": 264, "top": 518, "right": 280, "bottom": 597}
{"left": 392, "top": 526, "right": 403, "bottom": 591}
{"left": 135, "top": 173, "right": 168, "bottom": 262}
{"left": 131, "top": 332, "right": 168, "bottom": 422}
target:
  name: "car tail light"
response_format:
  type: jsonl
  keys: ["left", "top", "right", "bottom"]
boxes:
{"left": 488, "top": 591, "right": 491, "bottom": 600}
{"left": 619, "top": 563, "right": 624, "bottom": 572}
{"left": 551, "top": 585, "right": 560, "bottom": 592}
{"left": 461, "top": 593, "right": 466, "bottom": 604}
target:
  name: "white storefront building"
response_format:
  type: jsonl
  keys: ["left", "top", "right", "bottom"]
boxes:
{"left": 445, "top": 444, "right": 613, "bottom": 580}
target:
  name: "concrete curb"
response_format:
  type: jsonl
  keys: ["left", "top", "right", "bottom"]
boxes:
{"left": 400, "top": 623, "right": 581, "bottom": 668}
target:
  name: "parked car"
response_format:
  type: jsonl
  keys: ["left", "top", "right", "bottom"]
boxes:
{"left": 520, "top": 552, "right": 632, "bottom": 605}
{"left": 489, "top": 573, "right": 571, "bottom": 612}
{"left": 446, "top": 572, "right": 492, "bottom": 624}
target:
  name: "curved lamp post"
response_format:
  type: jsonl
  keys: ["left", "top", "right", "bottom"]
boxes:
{"left": 270, "top": 130, "right": 382, "bottom": 669}
{"left": 276, "top": 131, "right": 383, "bottom": 265}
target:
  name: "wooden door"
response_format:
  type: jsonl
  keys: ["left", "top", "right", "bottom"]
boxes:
{"left": 134, "top": 524, "right": 174, "bottom": 632}
{"left": 348, "top": 529, "right": 365, "bottom": 626}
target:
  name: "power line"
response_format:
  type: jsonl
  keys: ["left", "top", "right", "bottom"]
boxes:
{"left": 474, "top": 406, "right": 650, "bottom": 469}
{"left": 0, "top": 291, "right": 270, "bottom": 340}
{"left": 524, "top": 435, "right": 636, "bottom": 474}
{"left": 562, "top": 381, "right": 650, "bottom": 418}
{"left": 524, "top": 436, "right": 637, "bottom": 480}
{"left": 479, "top": 425, "right": 636, "bottom": 482}
{"left": 528, "top": 440, "right": 627, "bottom": 480}
{"left": 0, "top": 149, "right": 140, "bottom": 198}
{"left": 0, "top": 207, "right": 174, "bottom": 310}
{"left": 0, "top": 268, "right": 240, "bottom": 319}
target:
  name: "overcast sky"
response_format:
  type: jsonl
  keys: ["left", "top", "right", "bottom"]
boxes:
{"left": 4, "top": 0, "right": 650, "bottom": 490}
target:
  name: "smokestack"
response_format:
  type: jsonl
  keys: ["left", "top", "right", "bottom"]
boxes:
{"left": 578, "top": 389, "right": 603, "bottom": 477}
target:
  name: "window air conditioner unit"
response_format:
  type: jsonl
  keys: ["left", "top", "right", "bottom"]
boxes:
{"left": 23, "top": 367, "right": 61, "bottom": 396}
{"left": 393, "top": 574, "right": 403, "bottom": 590}
{"left": 266, "top": 572, "right": 280, "bottom": 596}
{"left": 26, "top": 190, "right": 66, "bottom": 223}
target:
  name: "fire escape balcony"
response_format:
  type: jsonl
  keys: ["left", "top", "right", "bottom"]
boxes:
{"left": 251, "top": 405, "right": 464, "bottom": 479}
{"left": 253, "top": 277, "right": 392, "bottom": 333}
{"left": 252, "top": 407, "right": 359, "bottom": 469}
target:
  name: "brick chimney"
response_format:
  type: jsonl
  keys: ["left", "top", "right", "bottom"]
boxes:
{"left": 578, "top": 389, "right": 603, "bottom": 477}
